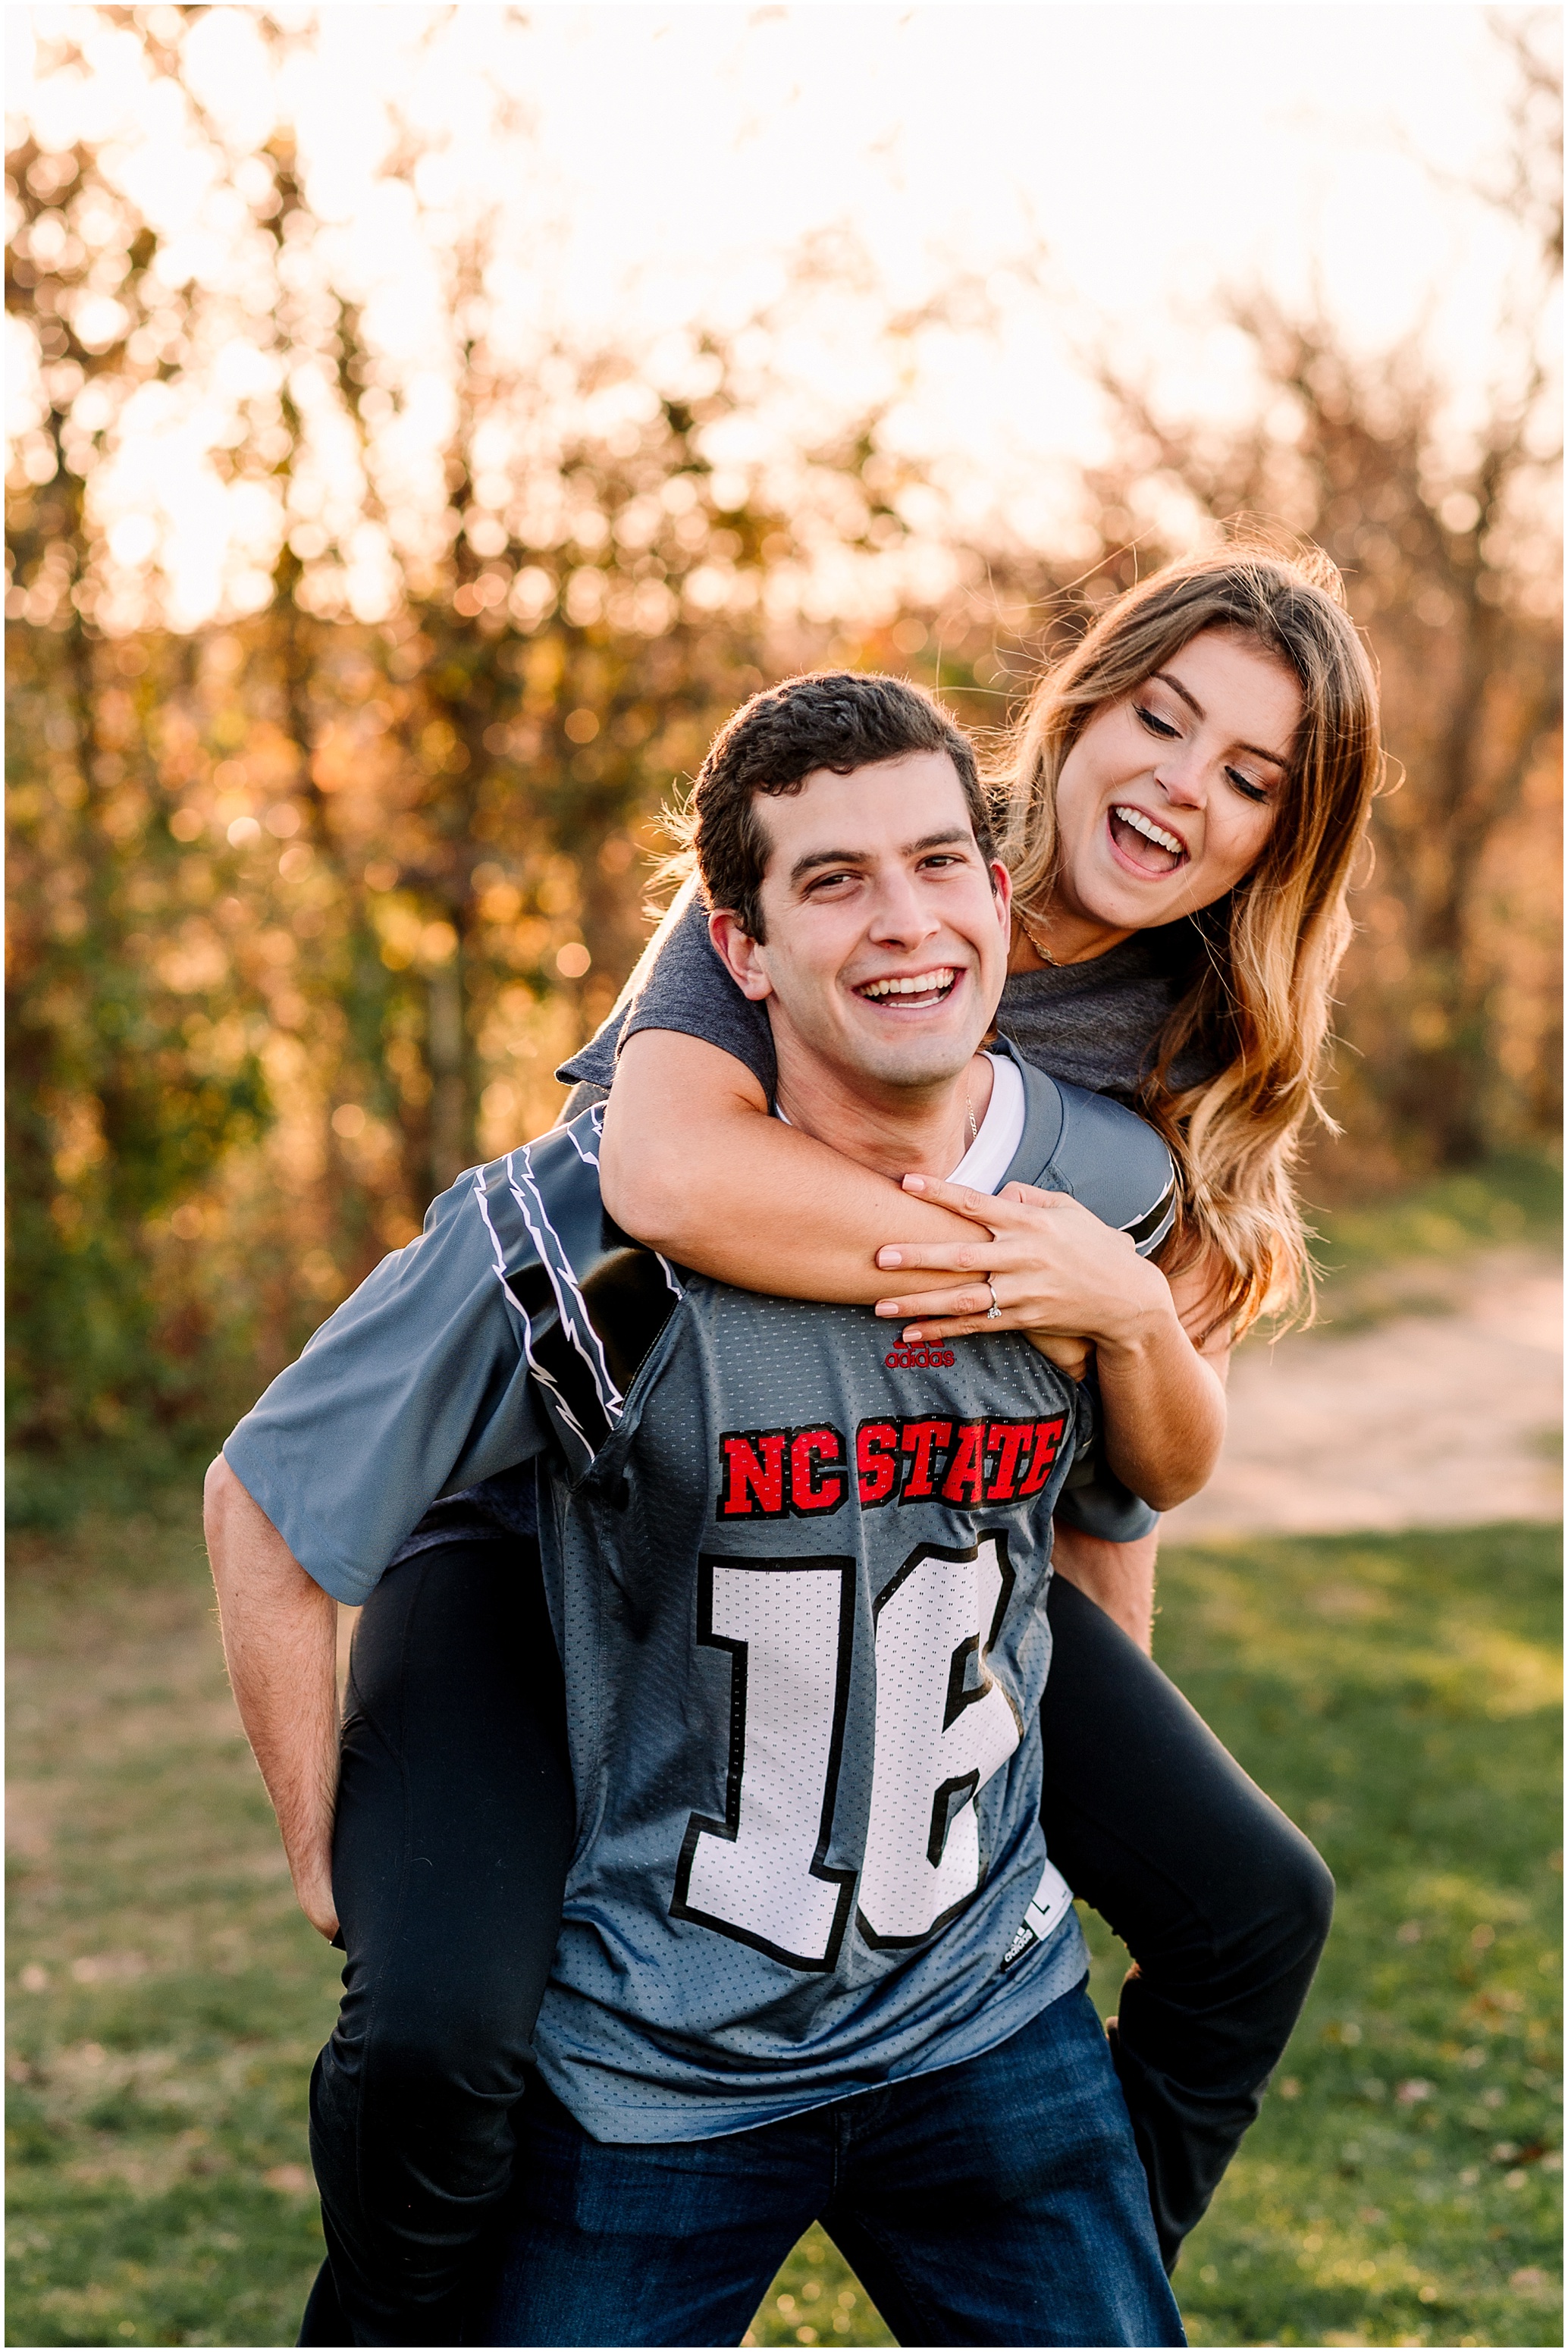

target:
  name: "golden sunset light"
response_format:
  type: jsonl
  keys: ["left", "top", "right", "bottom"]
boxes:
{"left": 7, "top": 13, "right": 1561, "bottom": 2349}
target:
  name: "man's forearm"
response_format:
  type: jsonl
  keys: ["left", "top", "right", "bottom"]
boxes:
{"left": 1095, "top": 1303, "right": 1227, "bottom": 1512}
{"left": 1051, "top": 1523, "right": 1159, "bottom": 1654}
{"left": 204, "top": 1457, "right": 341, "bottom": 1939}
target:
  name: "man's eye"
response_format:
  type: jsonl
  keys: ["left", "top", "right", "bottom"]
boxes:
{"left": 1134, "top": 703, "right": 1179, "bottom": 740}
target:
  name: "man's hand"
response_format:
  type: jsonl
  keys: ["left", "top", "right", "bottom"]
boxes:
{"left": 204, "top": 1457, "right": 341, "bottom": 1941}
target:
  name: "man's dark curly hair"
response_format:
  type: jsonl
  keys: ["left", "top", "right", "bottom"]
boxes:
{"left": 691, "top": 670, "right": 993, "bottom": 942}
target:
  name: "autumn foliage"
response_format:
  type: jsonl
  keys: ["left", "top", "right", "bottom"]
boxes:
{"left": 5, "top": 13, "right": 1560, "bottom": 1457}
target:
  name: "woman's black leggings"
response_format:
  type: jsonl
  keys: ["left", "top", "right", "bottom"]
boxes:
{"left": 303, "top": 1541, "right": 1332, "bottom": 2347}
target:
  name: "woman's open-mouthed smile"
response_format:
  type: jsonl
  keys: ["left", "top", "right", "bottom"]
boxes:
{"left": 1028, "top": 626, "right": 1303, "bottom": 961}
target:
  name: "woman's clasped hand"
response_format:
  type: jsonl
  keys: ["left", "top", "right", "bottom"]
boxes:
{"left": 873, "top": 1172, "right": 1175, "bottom": 1380}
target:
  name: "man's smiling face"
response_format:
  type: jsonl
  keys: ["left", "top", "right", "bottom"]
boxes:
{"left": 708, "top": 750, "right": 1012, "bottom": 1100}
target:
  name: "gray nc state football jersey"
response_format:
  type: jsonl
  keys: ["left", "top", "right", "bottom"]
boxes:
{"left": 534, "top": 1277, "right": 1096, "bottom": 2142}
{"left": 224, "top": 1042, "right": 1176, "bottom": 2143}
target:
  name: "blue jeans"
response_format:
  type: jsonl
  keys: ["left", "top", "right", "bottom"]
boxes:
{"left": 486, "top": 1984, "right": 1186, "bottom": 2347}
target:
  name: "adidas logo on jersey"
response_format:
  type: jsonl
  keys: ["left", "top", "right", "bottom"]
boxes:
{"left": 883, "top": 1344, "right": 956, "bottom": 1369}
{"left": 1002, "top": 1863, "right": 1076, "bottom": 1971}
{"left": 1002, "top": 1918, "right": 1037, "bottom": 1969}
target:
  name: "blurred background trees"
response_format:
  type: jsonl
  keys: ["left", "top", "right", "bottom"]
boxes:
{"left": 6, "top": 7, "right": 1560, "bottom": 1466}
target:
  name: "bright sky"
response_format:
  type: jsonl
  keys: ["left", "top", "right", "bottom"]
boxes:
{"left": 7, "top": 4, "right": 1555, "bottom": 625}
{"left": 509, "top": 6, "right": 1532, "bottom": 365}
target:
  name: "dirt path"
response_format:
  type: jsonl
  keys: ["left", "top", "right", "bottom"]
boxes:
{"left": 1163, "top": 1247, "right": 1563, "bottom": 1541}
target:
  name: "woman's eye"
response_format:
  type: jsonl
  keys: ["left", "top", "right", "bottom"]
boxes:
{"left": 1134, "top": 703, "right": 1179, "bottom": 740}
{"left": 1225, "top": 767, "right": 1272, "bottom": 804}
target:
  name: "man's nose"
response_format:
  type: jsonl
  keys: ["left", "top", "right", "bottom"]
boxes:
{"left": 867, "top": 869, "right": 940, "bottom": 942}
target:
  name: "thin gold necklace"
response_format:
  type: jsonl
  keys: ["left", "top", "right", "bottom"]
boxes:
{"left": 963, "top": 1086, "right": 978, "bottom": 1148}
{"left": 1014, "top": 905, "right": 1060, "bottom": 967}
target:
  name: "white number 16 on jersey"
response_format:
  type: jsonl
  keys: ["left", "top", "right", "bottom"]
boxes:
{"left": 672, "top": 1538, "right": 1022, "bottom": 1971}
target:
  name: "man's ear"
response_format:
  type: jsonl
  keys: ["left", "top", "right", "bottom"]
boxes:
{"left": 989, "top": 861, "right": 1013, "bottom": 932}
{"left": 707, "top": 910, "right": 776, "bottom": 1002}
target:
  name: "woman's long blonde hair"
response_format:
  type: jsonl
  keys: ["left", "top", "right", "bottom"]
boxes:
{"left": 998, "top": 542, "right": 1384, "bottom": 1338}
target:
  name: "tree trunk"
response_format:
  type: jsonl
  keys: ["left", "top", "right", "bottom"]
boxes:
{"left": 427, "top": 955, "right": 469, "bottom": 1193}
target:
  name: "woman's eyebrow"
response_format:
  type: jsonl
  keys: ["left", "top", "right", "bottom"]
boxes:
{"left": 1152, "top": 670, "right": 1290, "bottom": 769}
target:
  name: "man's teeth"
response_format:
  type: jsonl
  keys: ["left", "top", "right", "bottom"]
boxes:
{"left": 861, "top": 969, "right": 955, "bottom": 999}
{"left": 1113, "top": 806, "right": 1185, "bottom": 856}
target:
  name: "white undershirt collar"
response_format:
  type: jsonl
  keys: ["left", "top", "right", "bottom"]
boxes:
{"left": 775, "top": 1051, "right": 1025, "bottom": 1199}
{"left": 947, "top": 1052, "right": 1026, "bottom": 1196}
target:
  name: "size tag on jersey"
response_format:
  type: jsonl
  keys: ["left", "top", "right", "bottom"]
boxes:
{"left": 1000, "top": 1859, "right": 1074, "bottom": 1971}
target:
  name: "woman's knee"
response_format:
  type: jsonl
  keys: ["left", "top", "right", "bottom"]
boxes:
{"left": 1150, "top": 1784, "right": 1334, "bottom": 1991}
{"left": 1270, "top": 1818, "right": 1334, "bottom": 1965}
{"left": 1191, "top": 1805, "right": 1334, "bottom": 2013}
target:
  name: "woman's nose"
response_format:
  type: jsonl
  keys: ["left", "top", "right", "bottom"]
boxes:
{"left": 1153, "top": 750, "right": 1206, "bottom": 808}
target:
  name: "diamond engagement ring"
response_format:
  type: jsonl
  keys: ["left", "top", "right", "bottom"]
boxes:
{"left": 984, "top": 1279, "right": 1003, "bottom": 1321}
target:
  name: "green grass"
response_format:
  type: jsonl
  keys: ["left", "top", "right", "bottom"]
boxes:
{"left": 1312, "top": 1155, "right": 1561, "bottom": 1279}
{"left": 8, "top": 1504, "right": 1561, "bottom": 2347}
{"left": 1299, "top": 1156, "right": 1562, "bottom": 1338}
{"left": 1126, "top": 1524, "right": 1562, "bottom": 2350}
{"left": 6, "top": 1494, "right": 337, "bottom": 2347}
